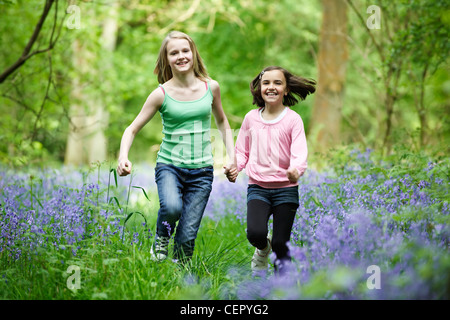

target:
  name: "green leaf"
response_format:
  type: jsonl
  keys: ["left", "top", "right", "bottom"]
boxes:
{"left": 108, "top": 196, "right": 121, "bottom": 209}
{"left": 312, "top": 197, "right": 323, "bottom": 208}
{"left": 110, "top": 168, "right": 118, "bottom": 188}
{"left": 124, "top": 211, "right": 147, "bottom": 225}
{"left": 132, "top": 186, "right": 150, "bottom": 202}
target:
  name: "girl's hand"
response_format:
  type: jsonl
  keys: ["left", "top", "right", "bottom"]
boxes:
{"left": 117, "top": 159, "right": 132, "bottom": 176}
{"left": 223, "top": 164, "right": 238, "bottom": 183}
{"left": 286, "top": 167, "right": 300, "bottom": 183}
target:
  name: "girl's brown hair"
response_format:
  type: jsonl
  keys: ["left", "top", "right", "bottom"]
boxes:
{"left": 250, "top": 66, "right": 316, "bottom": 107}
{"left": 154, "top": 31, "right": 210, "bottom": 84}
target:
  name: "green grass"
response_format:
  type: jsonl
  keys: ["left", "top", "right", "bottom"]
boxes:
{"left": 0, "top": 211, "right": 252, "bottom": 300}
{"left": 0, "top": 166, "right": 253, "bottom": 300}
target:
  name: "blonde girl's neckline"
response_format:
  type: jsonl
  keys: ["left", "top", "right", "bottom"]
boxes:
{"left": 159, "top": 81, "right": 210, "bottom": 103}
{"left": 259, "top": 107, "right": 288, "bottom": 124}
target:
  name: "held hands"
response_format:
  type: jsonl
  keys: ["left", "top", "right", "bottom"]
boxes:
{"left": 286, "top": 167, "right": 300, "bottom": 183}
{"left": 224, "top": 166, "right": 300, "bottom": 183}
{"left": 223, "top": 163, "right": 238, "bottom": 183}
{"left": 117, "top": 159, "right": 132, "bottom": 176}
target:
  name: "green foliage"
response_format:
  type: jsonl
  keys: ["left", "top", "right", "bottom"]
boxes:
{"left": 0, "top": 0, "right": 448, "bottom": 167}
{"left": 344, "top": 0, "right": 449, "bottom": 151}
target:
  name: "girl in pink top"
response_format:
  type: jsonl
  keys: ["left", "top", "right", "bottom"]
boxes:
{"left": 225, "top": 66, "right": 316, "bottom": 273}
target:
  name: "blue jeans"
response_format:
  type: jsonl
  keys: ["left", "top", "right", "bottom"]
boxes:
{"left": 154, "top": 163, "right": 213, "bottom": 259}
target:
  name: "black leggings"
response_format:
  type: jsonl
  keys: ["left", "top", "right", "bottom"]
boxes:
{"left": 247, "top": 199, "right": 298, "bottom": 263}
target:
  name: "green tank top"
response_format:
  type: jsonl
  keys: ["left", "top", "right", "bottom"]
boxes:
{"left": 156, "top": 82, "right": 214, "bottom": 168}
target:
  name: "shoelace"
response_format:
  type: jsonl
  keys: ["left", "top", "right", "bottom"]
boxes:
{"left": 256, "top": 249, "right": 270, "bottom": 258}
{"left": 155, "top": 238, "right": 169, "bottom": 251}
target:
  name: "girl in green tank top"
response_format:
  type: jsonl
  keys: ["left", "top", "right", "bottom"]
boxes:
{"left": 157, "top": 81, "right": 214, "bottom": 168}
{"left": 117, "top": 31, "right": 237, "bottom": 262}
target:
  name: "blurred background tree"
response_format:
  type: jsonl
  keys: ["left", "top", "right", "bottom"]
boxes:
{"left": 309, "top": 0, "right": 348, "bottom": 153}
{"left": 0, "top": 0, "right": 448, "bottom": 168}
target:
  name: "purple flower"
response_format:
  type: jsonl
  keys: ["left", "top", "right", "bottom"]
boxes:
{"left": 162, "top": 221, "right": 172, "bottom": 236}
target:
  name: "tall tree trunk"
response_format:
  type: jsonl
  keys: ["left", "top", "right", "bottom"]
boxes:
{"left": 65, "top": 2, "right": 118, "bottom": 165}
{"left": 417, "top": 62, "right": 429, "bottom": 147}
{"left": 64, "top": 38, "right": 88, "bottom": 166}
{"left": 310, "top": 0, "right": 348, "bottom": 152}
{"left": 382, "top": 61, "right": 402, "bottom": 153}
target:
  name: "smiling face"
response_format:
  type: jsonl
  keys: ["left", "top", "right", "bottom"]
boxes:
{"left": 260, "top": 70, "right": 288, "bottom": 107}
{"left": 166, "top": 38, "right": 193, "bottom": 74}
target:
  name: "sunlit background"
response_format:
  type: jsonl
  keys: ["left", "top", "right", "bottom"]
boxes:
{"left": 0, "top": 0, "right": 448, "bottom": 168}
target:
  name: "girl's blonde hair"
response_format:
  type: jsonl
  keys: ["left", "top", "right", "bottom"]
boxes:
{"left": 250, "top": 66, "right": 316, "bottom": 107}
{"left": 154, "top": 31, "right": 210, "bottom": 84}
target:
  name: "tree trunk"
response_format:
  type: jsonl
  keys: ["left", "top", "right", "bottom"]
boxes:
{"left": 382, "top": 61, "right": 402, "bottom": 153}
{"left": 64, "top": 2, "right": 118, "bottom": 165}
{"left": 310, "top": 0, "right": 348, "bottom": 152}
{"left": 64, "top": 38, "right": 89, "bottom": 166}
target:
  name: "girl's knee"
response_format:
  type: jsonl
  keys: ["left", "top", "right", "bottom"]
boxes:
{"left": 247, "top": 229, "right": 268, "bottom": 248}
{"left": 160, "top": 201, "right": 182, "bottom": 219}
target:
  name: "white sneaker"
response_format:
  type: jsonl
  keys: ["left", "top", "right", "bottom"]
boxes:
{"left": 251, "top": 238, "right": 271, "bottom": 271}
{"left": 150, "top": 236, "right": 170, "bottom": 261}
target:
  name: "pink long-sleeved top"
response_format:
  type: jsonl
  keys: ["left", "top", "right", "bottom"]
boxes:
{"left": 235, "top": 107, "right": 307, "bottom": 189}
